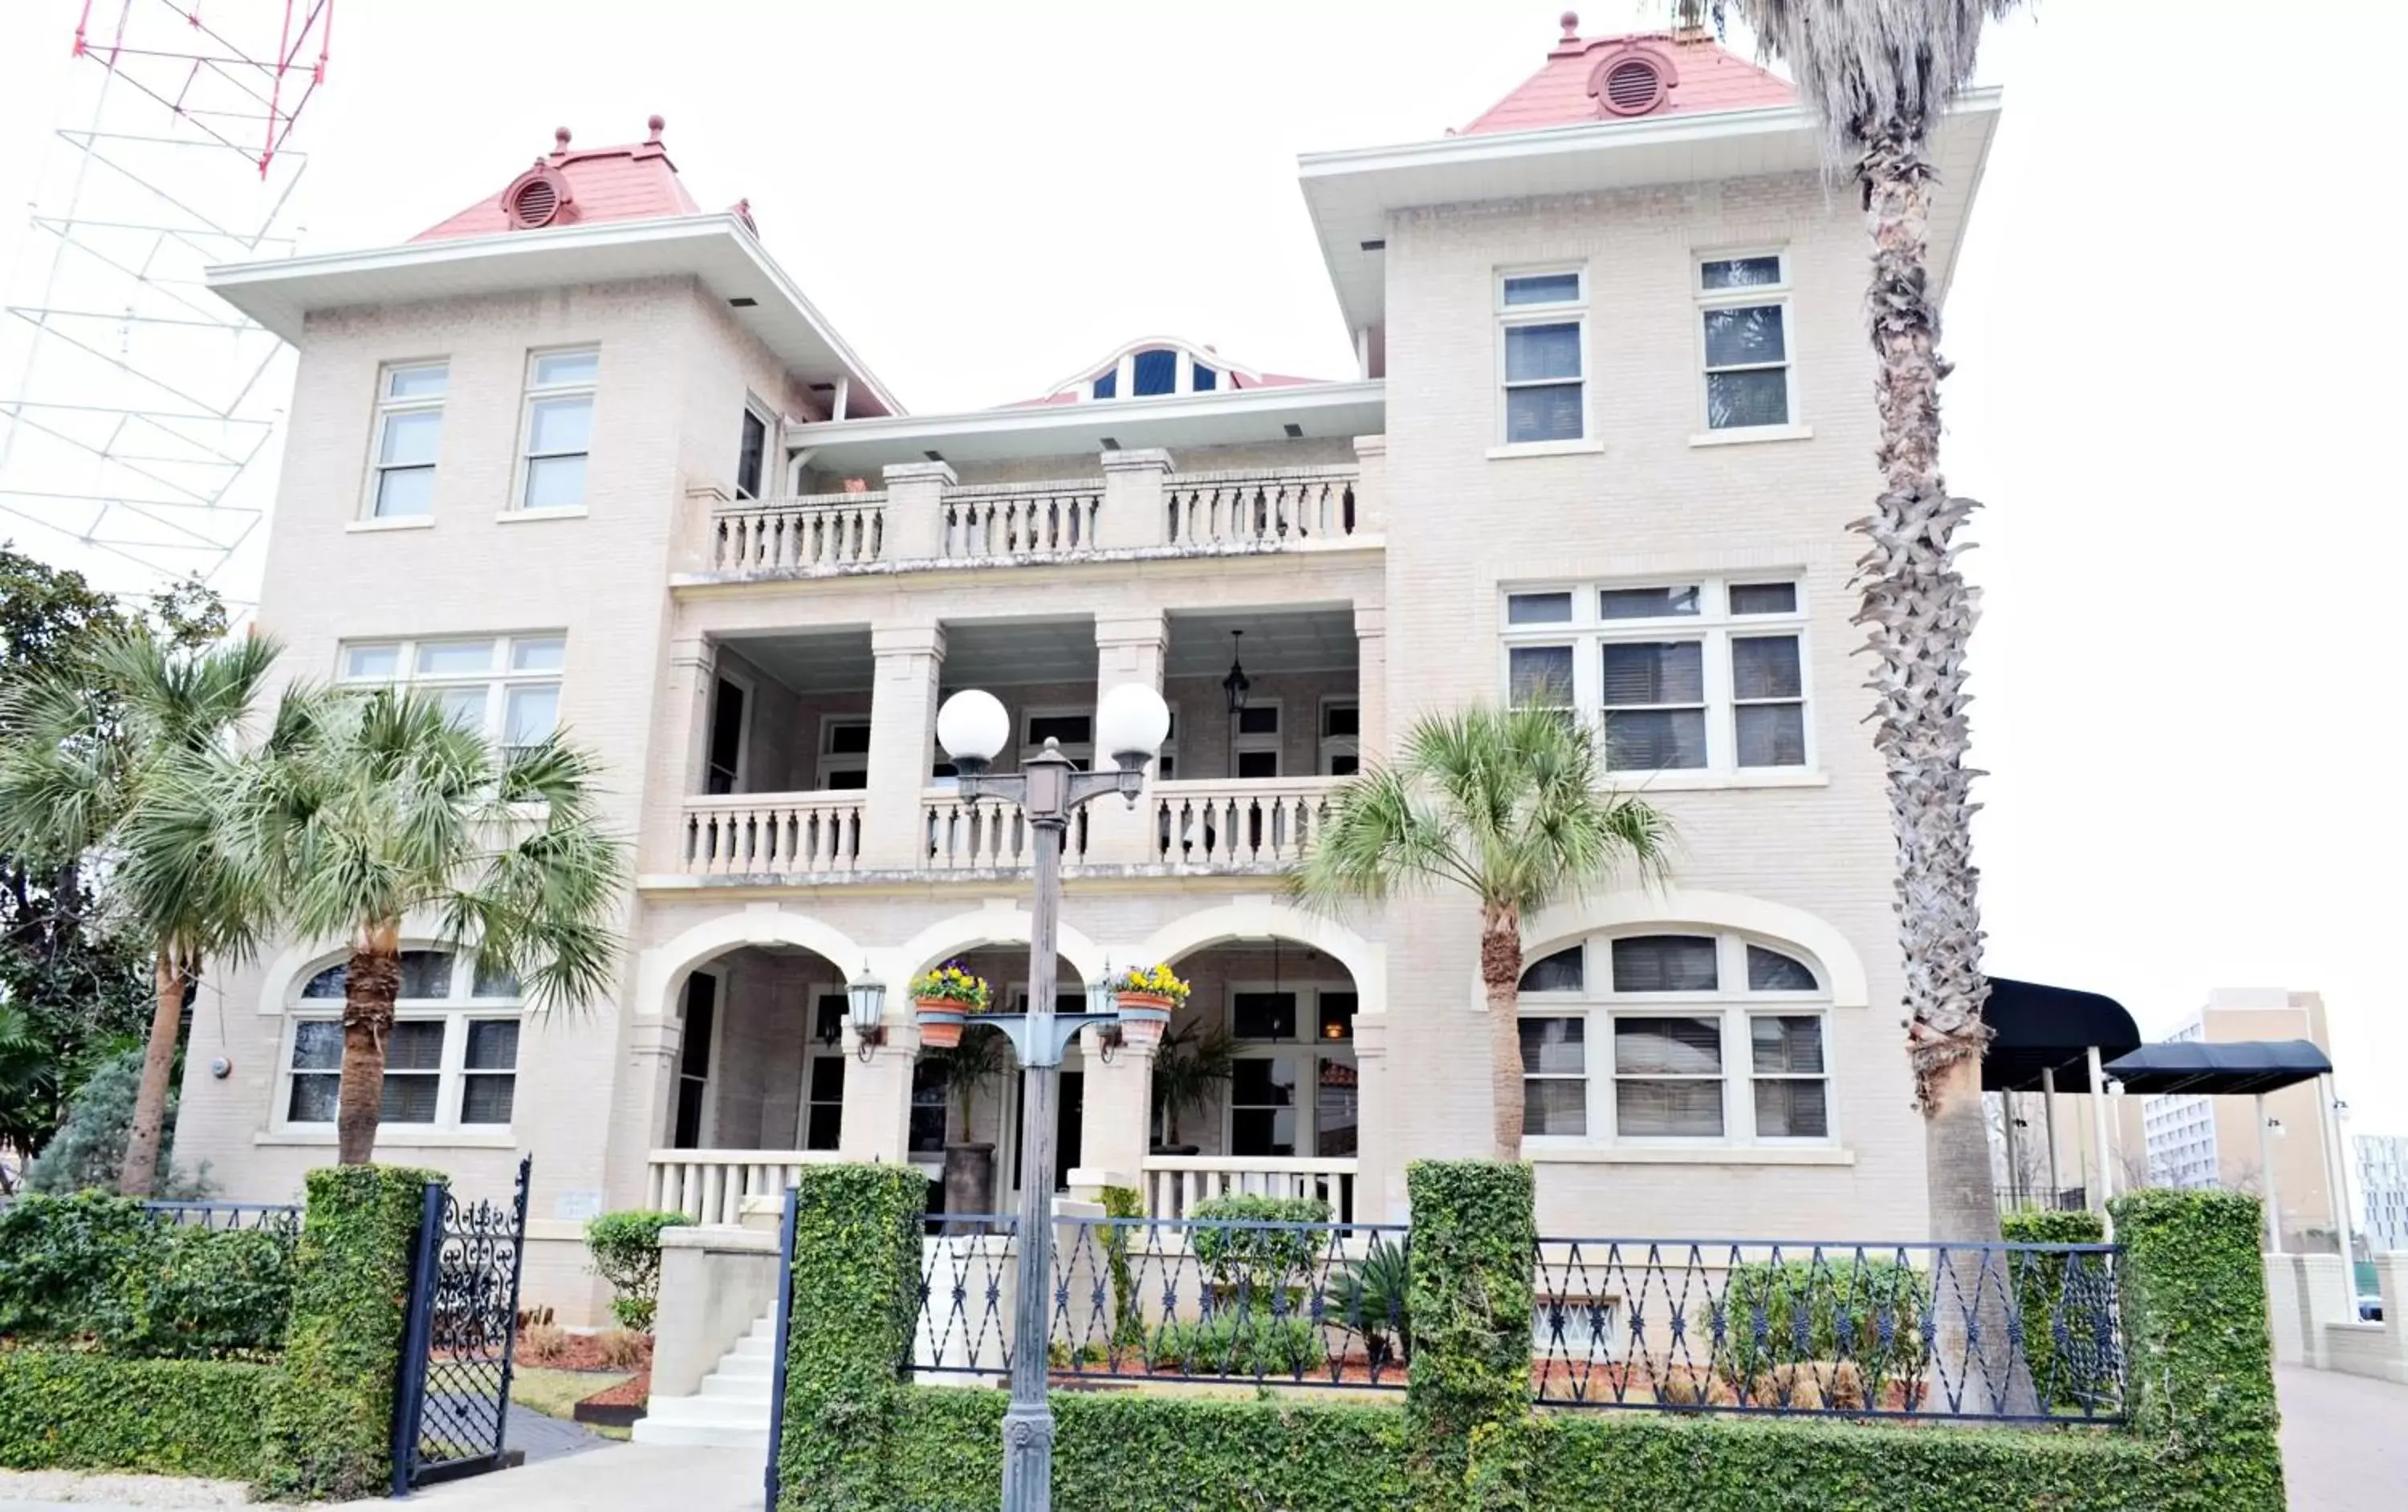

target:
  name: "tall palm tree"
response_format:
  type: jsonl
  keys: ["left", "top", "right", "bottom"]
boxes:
{"left": 0, "top": 628, "right": 281, "bottom": 1195}
{"left": 1292, "top": 704, "right": 1671, "bottom": 1159}
{"left": 1694, "top": 0, "right": 2021, "bottom": 1246}
{"left": 215, "top": 687, "right": 628, "bottom": 1164}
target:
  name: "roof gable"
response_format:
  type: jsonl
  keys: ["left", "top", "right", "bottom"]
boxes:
{"left": 1462, "top": 19, "right": 1793, "bottom": 136}
{"left": 411, "top": 118, "right": 705, "bottom": 242}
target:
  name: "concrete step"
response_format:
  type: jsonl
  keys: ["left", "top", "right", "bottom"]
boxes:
{"left": 629, "top": 1389, "right": 771, "bottom": 1449}
{"left": 699, "top": 1372, "right": 775, "bottom": 1401}
{"left": 714, "top": 1351, "right": 774, "bottom": 1380}
{"left": 727, "top": 1333, "right": 776, "bottom": 1360}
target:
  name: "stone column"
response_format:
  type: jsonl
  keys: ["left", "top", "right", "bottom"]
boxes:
{"left": 861, "top": 622, "right": 945, "bottom": 871}
{"left": 1352, "top": 603, "right": 1388, "bottom": 771}
{"left": 679, "top": 482, "right": 731, "bottom": 573}
{"left": 1351, "top": 433, "right": 1387, "bottom": 535}
{"left": 837, "top": 1021, "right": 919, "bottom": 1164}
{"left": 1068, "top": 1026, "right": 1155, "bottom": 1204}
{"left": 1351, "top": 1010, "right": 1393, "bottom": 1222}
{"left": 1098, "top": 447, "right": 1172, "bottom": 550}
{"left": 1086, "top": 609, "right": 1167, "bottom": 866}
{"left": 882, "top": 459, "right": 954, "bottom": 561}
{"left": 644, "top": 636, "right": 717, "bottom": 875}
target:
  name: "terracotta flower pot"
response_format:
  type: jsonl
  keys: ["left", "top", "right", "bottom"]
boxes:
{"left": 915, "top": 998, "right": 966, "bottom": 1051}
{"left": 1114, "top": 993, "right": 1174, "bottom": 1048}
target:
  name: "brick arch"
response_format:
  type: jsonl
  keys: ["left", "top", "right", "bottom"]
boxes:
{"left": 892, "top": 905, "right": 1108, "bottom": 987}
{"left": 1519, "top": 888, "right": 1870, "bottom": 1008}
{"left": 1131, "top": 901, "right": 1385, "bottom": 1014}
{"left": 634, "top": 909, "right": 869, "bottom": 1024}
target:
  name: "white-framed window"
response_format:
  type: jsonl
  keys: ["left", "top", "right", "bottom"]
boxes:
{"left": 516, "top": 348, "right": 599, "bottom": 511}
{"left": 820, "top": 715, "right": 871, "bottom": 791}
{"left": 1500, "top": 578, "right": 1809, "bottom": 774}
{"left": 366, "top": 361, "right": 447, "bottom": 518}
{"left": 1319, "top": 697, "right": 1360, "bottom": 776}
{"left": 338, "top": 632, "right": 566, "bottom": 751}
{"left": 1497, "top": 267, "right": 1586, "bottom": 445}
{"left": 1697, "top": 252, "right": 1792, "bottom": 432}
{"left": 1223, "top": 982, "right": 1360, "bottom": 1160}
{"left": 1022, "top": 708, "right": 1094, "bottom": 768}
{"left": 1231, "top": 700, "right": 1282, "bottom": 779}
{"left": 280, "top": 948, "right": 521, "bottom": 1133}
{"left": 1516, "top": 931, "right": 1831, "bottom": 1148}
{"left": 735, "top": 399, "right": 773, "bottom": 501}
{"left": 797, "top": 991, "right": 848, "bottom": 1152}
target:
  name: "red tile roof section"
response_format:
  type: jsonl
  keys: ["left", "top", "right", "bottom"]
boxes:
{"left": 1461, "top": 22, "right": 1793, "bottom": 136}
{"left": 410, "top": 120, "right": 703, "bottom": 242}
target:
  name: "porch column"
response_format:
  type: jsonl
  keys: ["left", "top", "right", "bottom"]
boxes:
{"left": 1353, "top": 603, "right": 1388, "bottom": 766}
{"left": 1352, "top": 1010, "right": 1394, "bottom": 1222}
{"left": 1351, "top": 433, "right": 1387, "bottom": 535}
{"left": 861, "top": 622, "right": 946, "bottom": 871}
{"left": 837, "top": 1020, "right": 917, "bottom": 1163}
{"left": 1098, "top": 447, "right": 1172, "bottom": 550}
{"left": 612, "top": 1016, "right": 685, "bottom": 1214}
{"left": 881, "top": 459, "right": 954, "bottom": 560}
{"left": 646, "top": 636, "right": 717, "bottom": 872}
{"left": 1067, "top": 1026, "right": 1154, "bottom": 1202}
{"left": 1087, "top": 609, "right": 1167, "bottom": 865}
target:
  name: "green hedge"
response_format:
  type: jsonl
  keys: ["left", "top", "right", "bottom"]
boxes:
{"left": 2000, "top": 1209, "right": 2107, "bottom": 1246}
{"left": 0, "top": 1193, "right": 295, "bottom": 1357}
{"left": 775, "top": 1162, "right": 929, "bottom": 1512}
{"left": 0, "top": 1348, "right": 274, "bottom": 1478}
{"left": 584, "top": 1208, "right": 694, "bottom": 1330}
{"left": 1405, "top": 1160, "right": 1533, "bottom": 1458}
{"left": 258, "top": 1164, "right": 439, "bottom": 1502}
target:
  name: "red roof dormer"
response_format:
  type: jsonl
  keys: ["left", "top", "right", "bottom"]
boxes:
{"left": 410, "top": 116, "right": 706, "bottom": 242}
{"left": 1458, "top": 12, "right": 1793, "bottom": 136}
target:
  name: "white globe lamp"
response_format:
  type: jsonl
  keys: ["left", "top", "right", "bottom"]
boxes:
{"left": 936, "top": 689, "right": 1011, "bottom": 776}
{"left": 1095, "top": 683, "right": 1172, "bottom": 772}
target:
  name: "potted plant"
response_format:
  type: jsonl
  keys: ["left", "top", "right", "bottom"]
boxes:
{"left": 911, "top": 961, "right": 991, "bottom": 1050}
{"left": 1108, "top": 963, "right": 1189, "bottom": 1048}
{"left": 927, "top": 1024, "right": 1011, "bottom": 1219}
{"left": 1149, "top": 1022, "right": 1235, "bottom": 1155}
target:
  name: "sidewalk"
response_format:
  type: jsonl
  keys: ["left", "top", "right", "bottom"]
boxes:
{"left": 2279, "top": 1364, "right": 2408, "bottom": 1512}
{"left": 409, "top": 1442, "right": 759, "bottom": 1512}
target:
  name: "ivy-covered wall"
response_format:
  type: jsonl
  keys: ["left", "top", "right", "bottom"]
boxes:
{"left": 0, "top": 1351, "right": 274, "bottom": 1479}
{"left": 771, "top": 1164, "right": 2285, "bottom": 1512}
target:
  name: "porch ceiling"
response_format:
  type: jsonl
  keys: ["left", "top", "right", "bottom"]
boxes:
{"left": 941, "top": 616, "right": 1096, "bottom": 689}
{"left": 1166, "top": 606, "right": 1357, "bottom": 677}
{"left": 722, "top": 627, "right": 874, "bottom": 695}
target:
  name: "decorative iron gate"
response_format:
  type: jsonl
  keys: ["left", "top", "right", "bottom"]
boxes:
{"left": 393, "top": 1156, "right": 533, "bottom": 1494}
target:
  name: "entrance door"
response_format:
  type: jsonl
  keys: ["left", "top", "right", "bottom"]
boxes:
{"left": 671, "top": 973, "right": 717, "bottom": 1148}
{"left": 705, "top": 677, "right": 746, "bottom": 795}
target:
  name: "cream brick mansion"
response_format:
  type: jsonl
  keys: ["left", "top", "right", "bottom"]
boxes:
{"left": 190, "top": 19, "right": 2002, "bottom": 1317}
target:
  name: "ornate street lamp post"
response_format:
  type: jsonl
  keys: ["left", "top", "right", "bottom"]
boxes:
{"left": 936, "top": 681, "right": 1170, "bottom": 1512}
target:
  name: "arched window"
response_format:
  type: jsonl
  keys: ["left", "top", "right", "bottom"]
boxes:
{"left": 1516, "top": 930, "right": 1829, "bottom": 1147}
{"left": 279, "top": 948, "right": 523, "bottom": 1135}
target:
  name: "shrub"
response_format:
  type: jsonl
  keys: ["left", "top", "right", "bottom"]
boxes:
{"left": 1188, "top": 1194, "right": 1331, "bottom": 1295}
{"left": 1148, "top": 1311, "right": 1327, "bottom": 1376}
{"left": 599, "top": 1327, "right": 650, "bottom": 1369}
{"left": 0, "top": 1349, "right": 274, "bottom": 1478}
{"left": 584, "top": 1209, "right": 694, "bottom": 1331}
{"left": 22, "top": 1049, "right": 210, "bottom": 1199}
{"left": 519, "top": 1322, "right": 571, "bottom": 1364}
{"left": 0, "top": 1193, "right": 293, "bottom": 1357}
{"left": 1404, "top": 1160, "right": 1534, "bottom": 1451}
{"left": 1328, "top": 1233, "right": 1410, "bottom": 1365}
{"left": 1721, "top": 1257, "right": 1928, "bottom": 1395}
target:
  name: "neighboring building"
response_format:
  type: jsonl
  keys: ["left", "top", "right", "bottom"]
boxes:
{"left": 2125, "top": 989, "right": 2342, "bottom": 1251}
{"left": 191, "top": 18, "right": 2002, "bottom": 1319}
{"left": 2361, "top": 1134, "right": 2408, "bottom": 1255}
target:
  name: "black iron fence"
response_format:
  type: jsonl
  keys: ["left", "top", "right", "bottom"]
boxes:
{"left": 391, "top": 1156, "right": 532, "bottom": 1493}
{"left": 1531, "top": 1238, "right": 2125, "bottom": 1422}
{"left": 911, "top": 1214, "right": 1413, "bottom": 1392}
{"left": 1995, "top": 1186, "right": 2089, "bottom": 1213}
{"left": 140, "top": 1199, "right": 301, "bottom": 1234}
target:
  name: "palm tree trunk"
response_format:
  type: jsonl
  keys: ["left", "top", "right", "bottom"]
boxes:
{"left": 335, "top": 925, "right": 402, "bottom": 1165}
{"left": 116, "top": 949, "right": 185, "bottom": 1197}
{"left": 1481, "top": 906, "right": 1524, "bottom": 1160}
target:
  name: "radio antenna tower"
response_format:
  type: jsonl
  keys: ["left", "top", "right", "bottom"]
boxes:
{"left": 0, "top": 0, "right": 333, "bottom": 598}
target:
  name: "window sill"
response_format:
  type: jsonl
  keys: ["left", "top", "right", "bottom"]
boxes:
{"left": 346, "top": 516, "right": 433, "bottom": 533}
{"left": 497, "top": 506, "right": 589, "bottom": 522}
{"left": 1524, "top": 1144, "right": 1855, "bottom": 1167}
{"left": 1688, "top": 424, "right": 1813, "bottom": 448}
{"left": 1487, "top": 438, "right": 1605, "bottom": 461}
{"left": 1599, "top": 769, "right": 1829, "bottom": 793}
{"left": 255, "top": 1129, "right": 519, "bottom": 1149}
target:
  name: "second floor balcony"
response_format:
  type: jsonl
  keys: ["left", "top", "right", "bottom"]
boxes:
{"left": 679, "top": 442, "right": 1382, "bottom": 585}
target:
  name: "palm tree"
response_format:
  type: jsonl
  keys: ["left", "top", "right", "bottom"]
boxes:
{"left": 215, "top": 687, "right": 627, "bottom": 1164}
{"left": 0, "top": 628, "right": 281, "bottom": 1195}
{"left": 1695, "top": 0, "right": 2021, "bottom": 1246}
{"left": 1292, "top": 704, "right": 1671, "bottom": 1159}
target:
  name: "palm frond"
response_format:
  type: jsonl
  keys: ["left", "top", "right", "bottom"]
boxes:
{"left": 1734, "top": 0, "right": 2017, "bottom": 161}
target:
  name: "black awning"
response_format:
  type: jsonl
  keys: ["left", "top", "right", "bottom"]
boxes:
{"left": 1981, "top": 978, "right": 2143, "bottom": 1093}
{"left": 2102, "top": 1039, "right": 2332, "bottom": 1096}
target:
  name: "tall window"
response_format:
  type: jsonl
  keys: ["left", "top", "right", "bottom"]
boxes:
{"left": 1498, "top": 269, "right": 1585, "bottom": 445}
{"left": 819, "top": 716, "right": 870, "bottom": 791}
{"left": 1698, "top": 253, "right": 1792, "bottom": 431}
{"left": 367, "top": 361, "right": 446, "bottom": 518}
{"left": 735, "top": 402, "right": 770, "bottom": 500}
{"left": 1501, "top": 578, "right": 1809, "bottom": 774}
{"left": 672, "top": 973, "right": 717, "bottom": 1148}
{"left": 338, "top": 633, "right": 565, "bottom": 752}
{"left": 282, "top": 949, "right": 521, "bottom": 1132}
{"left": 1226, "top": 982, "right": 1357, "bottom": 1160}
{"left": 518, "top": 348, "right": 598, "bottom": 510}
{"left": 1517, "top": 931, "right": 1831, "bottom": 1146}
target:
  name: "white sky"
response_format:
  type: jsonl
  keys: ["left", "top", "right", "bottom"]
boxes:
{"left": 2, "top": 2, "right": 2402, "bottom": 1140}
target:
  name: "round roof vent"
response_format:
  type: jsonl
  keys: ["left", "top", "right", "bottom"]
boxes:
{"left": 502, "top": 164, "right": 573, "bottom": 230}
{"left": 1588, "top": 45, "right": 1678, "bottom": 118}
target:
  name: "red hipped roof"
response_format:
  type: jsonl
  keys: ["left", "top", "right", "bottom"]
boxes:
{"left": 412, "top": 119, "right": 704, "bottom": 242}
{"left": 1460, "top": 20, "right": 1793, "bottom": 136}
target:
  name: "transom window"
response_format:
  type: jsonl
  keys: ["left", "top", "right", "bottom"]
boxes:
{"left": 338, "top": 632, "right": 565, "bottom": 751}
{"left": 820, "top": 716, "right": 871, "bottom": 791}
{"left": 1517, "top": 931, "right": 1829, "bottom": 1147}
{"left": 1502, "top": 578, "right": 1809, "bottom": 774}
{"left": 1698, "top": 253, "right": 1792, "bottom": 431}
{"left": 1497, "top": 268, "right": 1586, "bottom": 445}
{"left": 367, "top": 361, "right": 446, "bottom": 518}
{"left": 517, "top": 348, "right": 598, "bottom": 511}
{"left": 283, "top": 949, "right": 521, "bottom": 1132}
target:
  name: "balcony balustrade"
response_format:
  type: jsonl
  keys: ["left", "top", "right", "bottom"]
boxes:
{"left": 680, "top": 791, "right": 864, "bottom": 878}
{"left": 709, "top": 491, "right": 885, "bottom": 573}
{"left": 1163, "top": 465, "right": 1358, "bottom": 548}
{"left": 939, "top": 479, "right": 1102, "bottom": 561}
{"left": 1153, "top": 777, "right": 1338, "bottom": 868}
{"left": 647, "top": 1148, "right": 844, "bottom": 1225}
{"left": 1141, "top": 1155, "right": 1359, "bottom": 1223}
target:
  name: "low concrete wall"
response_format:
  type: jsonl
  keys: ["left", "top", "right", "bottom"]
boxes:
{"left": 653, "top": 1225, "right": 782, "bottom": 1397}
{"left": 2272, "top": 1250, "right": 2408, "bottom": 1384}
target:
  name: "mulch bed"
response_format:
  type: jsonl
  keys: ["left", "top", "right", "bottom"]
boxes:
{"left": 571, "top": 1366, "right": 651, "bottom": 1427}
{"left": 515, "top": 1328, "right": 652, "bottom": 1375}
{"left": 514, "top": 1328, "right": 654, "bottom": 1425}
